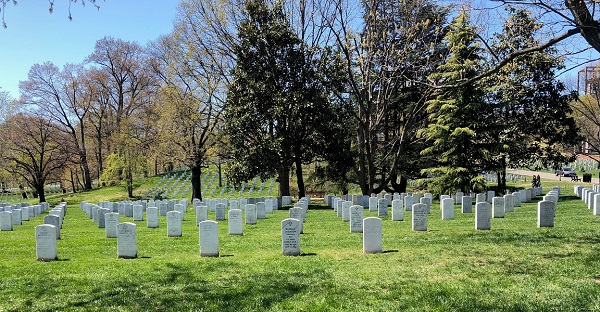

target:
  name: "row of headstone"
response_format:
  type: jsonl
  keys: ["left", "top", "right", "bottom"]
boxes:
{"left": 1, "top": 202, "right": 51, "bottom": 231}
{"left": 35, "top": 202, "right": 67, "bottom": 261}
{"left": 575, "top": 185, "right": 600, "bottom": 216}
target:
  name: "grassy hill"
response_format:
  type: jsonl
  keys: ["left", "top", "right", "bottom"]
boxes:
{"left": 1, "top": 176, "right": 600, "bottom": 311}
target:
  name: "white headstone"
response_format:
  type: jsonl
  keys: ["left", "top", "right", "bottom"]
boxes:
{"left": 256, "top": 202, "right": 266, "bottom": 219}
{"left": 368, "top": 197, "right": 378, "bottom": 212}
{"left": 404, "top": 195, "right": 413, "bottom": 211}
{"left": 461, "top": 196, "right": 472, "bottom": 213}
{"left": 43, "top": 215, "right": 61, "bottom": 239}
{"left": 289, "top": 207, "right": 304, "bottom": 234}
{"left": 391, "top": 199, "right": 404, "bottom": 221}
{"left": 21, "top": 207, "right": 29, "bottom": 221}
{"left": 492, "top": 197, "right": 505, "bottom": 218}
{"left": 512, "top": 192, "right": 521, "bottom": 207}
{"left": 124, "top": 203, "right": 133, "bottom": 217}
{"left": 0, "top": 211, "right": 12, "bottom": 231}
{"left": 133, "top": 204, "right": 144, "bottom": 221}
{"left": 245, "top": 204, "right": 257, "bottom": 225}
{"left": 36, "top": 224, "right": 58, "bottom": 261}
{"left": 594, "top": 194, "right": 600, "bottom": 216}
{"left": 11, "top": 208, "right": 21, "bottom": 226}
{"left": 147, "top": 207, "right": 159, "bottom": 228}
{"left": 419, "top": 197, "right": 432, "bottom": 214}
{"left": 105, "top": 212, "right": 120, "bottom": 238}
{"left": 230, "top": 199, "right": 239, "bottom": 210}
{"left": 350, "top": 205, "right": 364, "bottom": 233}
{"left": 412, "top": 203, "right": 427, "bottom": 231}
{"left": 98, "top": 208, "right": 111, "bottom": 228}
{"left": 377, "top": 198, "right": 388, "bottom": 217}
{"left": 441, "top": 198, "right": 454, "bottom": 220}
{"left": 487, "top": 190, "right": 495, "bottom": 203}
{"left": 215, "top": 203, "right": 226, "bottom": 221}
{"left": 476, "top": 193, "right": 486, "bottom": 203}
{"left": 342, "top": 201, "right": 351, "bottom": 222}
{"left": 455, "top": 192, "right": 464, "bottom": 204}
{"left": 475, "top": 202, "right": 491, "bottom": 230}
{"left": 167, "top": 211, "right": 183, "bottom": 237}
{"left": 174, "top": 204, "right": 185, "bottom": 220}
{"left": 117, "top": 222, "right": 137, "bottom": 259}
{"left": 538, "top": 201, "right": 555, "bottom": 228}
{"left": 363, "top": 217, "right": 382, "bottom": 254}
{"left": 228, "top": 209, "right": 243, "bottom": 235}
{"left": 199, "top": 220, "right": 219, "bottom": 257}
{"left": 281, "top": 218, "right": 300, "bottom": 256}
{"left": 192, "top": 203, "right": 207, "bottom": 224}
{"left": 504, "top": 194, "right": 514, "bottom": 213}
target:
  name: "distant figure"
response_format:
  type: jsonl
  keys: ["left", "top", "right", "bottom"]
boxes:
{"left": 536, "top": 175, "right": 541, "bottom": 188}
{"left": 531, "top": 175, "right": 537, "bottom": 188}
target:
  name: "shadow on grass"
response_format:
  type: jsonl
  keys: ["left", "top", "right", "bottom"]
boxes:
{"left": 382, "top": 250, "right": 398, "bottom": 253}
{"left": 40, "top": 261, "right": 329, "bottom": 312}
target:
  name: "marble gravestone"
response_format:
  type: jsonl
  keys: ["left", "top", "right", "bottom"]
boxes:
{"left": 167, "top": 211, "right": 183, "bottom": 237}
{"left": 475, "top": 202, "right": 491, "bottom": 230}
{"left": 215, "top": 203, "right": 226, "bottom": 221}
{"left": 342, "top": 201, "right": 351, "bottom": 222}
{"left": 377, "top": 198, "right": 388, "bottom": 217}
{"left": 228, "top": 209, "right": 243, "bottom": 235}
{"left": 503, "top": 194, "right": 514, "bottom": 213}
{"left": 538, "top": 201, "right": 555, "bottom": 228}
{"left": 281, "top": 218, "right": 301, "bottom": 256}
{"left": 44, "top": 215, "right": 61, "bottom": 239}
{"left": 195, "top": 205, "right": 208, "bottom": 226}
{"left": 36, "top": 224, "right": 58, "bottom": 261}
{"left": 492, "top": 197, "right": 505, "bottom": 218}
{"left": 461, "top": 196, "right": 472, "bottom": 213}
{"left": 350, "top": 205, "right": 364, "bottom": 233}
{"left": 147, "top": 207, "right": 159, "bottom": 228}
{"left": 441, "top": 198, "right": 454, "bottom": 220}
{"left": 256, "top": 202, "right": 266, "bottom": 219}
{"left": 404, "top": 195, "right": 413, "bottom": 211}
{"left": 1, "top": 211, "right": 12, "bottom": 231}
{"left": 412, "top": 203, "right": 427, "bottom": 231}
{"left": 289, "top": 207, "right": 304, "bottom": 234}
{"left": 117, "top": 222, "right": 137, "bottom": 259}
{"left": 105, "top": 212, "right": 120, "bottom": 238}
{"left": 199, "top": 220, "right": 219, "bottom": 257}
{"left": 133, "top": 205, "right": 144, "bottom": 221}
{"left": 391, "top": 199, "right": 403, "bottom": 221}
{"left": 363, "top": 217, "right": 382, "bottom": 254}
{"left": 245, "top": 204, "right": 257, "bottom": 225}
{"left": 369, "top": 197, "right": 378, "bottom": 212}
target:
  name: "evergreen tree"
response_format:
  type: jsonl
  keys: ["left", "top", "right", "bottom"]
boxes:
{"left": 420, "top": 12, "right": 488, "bottom": 194}
{"left": 486, "top": 8, "right": 580, "bottom": 191}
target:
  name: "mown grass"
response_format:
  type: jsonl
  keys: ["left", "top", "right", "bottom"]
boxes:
{"left": 2, "top": 181, "right": 600, "bottom": 311}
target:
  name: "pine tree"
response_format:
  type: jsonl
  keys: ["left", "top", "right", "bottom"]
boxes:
{"left": 420, "top": 12, "right": 488, "bottom": 194}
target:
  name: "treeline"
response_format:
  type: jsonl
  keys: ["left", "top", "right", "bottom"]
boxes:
{"left": 0, "top": 0, "right": 581, "bottom": 202}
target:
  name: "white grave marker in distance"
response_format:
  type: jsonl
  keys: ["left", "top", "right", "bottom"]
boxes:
{"left": 117, "top": 222, "right": 137, "bottom": 259}
{"left": 350, "top": 205, "right": 364, "bottom": 233}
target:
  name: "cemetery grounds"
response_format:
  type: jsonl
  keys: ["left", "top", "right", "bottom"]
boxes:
{"left": 0, "top": 176, "right": 600, "bottom": 311}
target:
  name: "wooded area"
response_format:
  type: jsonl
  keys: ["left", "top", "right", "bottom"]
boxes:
{"left": 2, "top": 0, "right": 600, "bottom": 202}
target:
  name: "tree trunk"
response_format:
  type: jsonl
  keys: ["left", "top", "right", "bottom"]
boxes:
{"left": 295, "top": 156, "right": 305, "bottom": 198}
{"left": 278, "top": 165, "right": 290, "bottom": 197}
{"left": 218, "top": 159, "right": 222, "bottom": 188}
{"left": 191, "top": 165, "right": 202, "bottom": 201}
{"left": 36, "top": 183, "right": 46, "bottom": 203}
{"left": 70, "top": 169, "right": 77, "bottom": 193}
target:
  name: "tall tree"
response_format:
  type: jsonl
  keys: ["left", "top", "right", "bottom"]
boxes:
{"left": 419, "top": 12, "right": 488, "bottom": 194}
{"left": 486, "top": 8, "right": 581, "bottom": 191}
{"left": 320, "top": 0, "right": 449, "bottom": 194}
{"left": 0, "top": 112, "right": 69, "bottom": 203}
{"left": 19, "top": 62, "right": 94, "bottom": 190}
{"left": 225, "top": 0, "right": 336, "bottom": 197}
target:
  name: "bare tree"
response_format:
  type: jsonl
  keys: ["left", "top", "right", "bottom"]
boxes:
{"left": 19, "top": 62, "right": 94, "bottom": 190}
{"left": 0, "top": 112, "right": 69, "bottom": 203}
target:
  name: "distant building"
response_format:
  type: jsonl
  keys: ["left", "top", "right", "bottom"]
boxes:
{"left": 578, "top": 65, "right": 600, "bottom": 95}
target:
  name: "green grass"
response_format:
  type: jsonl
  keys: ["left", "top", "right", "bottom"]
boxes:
{"left": 2, "top": 183, "right": 600, "bottom": 311}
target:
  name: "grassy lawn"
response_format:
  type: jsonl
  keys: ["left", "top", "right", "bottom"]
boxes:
{"left": 2, "top": 182, "right": 600, "bottom": 311}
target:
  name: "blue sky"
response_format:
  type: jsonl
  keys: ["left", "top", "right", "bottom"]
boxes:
{"left": 0, "top": 1, "right": 179, "bottom": 99}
